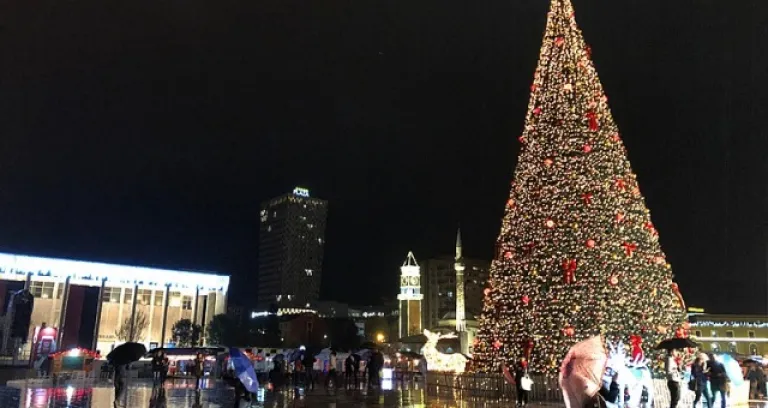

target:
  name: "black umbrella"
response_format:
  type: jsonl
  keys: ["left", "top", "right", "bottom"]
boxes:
{"left": 107, "top": 342, "right": 147, "bottom": 365}
{"left": 656, "top": 338, "right": 698, "bottom": 350}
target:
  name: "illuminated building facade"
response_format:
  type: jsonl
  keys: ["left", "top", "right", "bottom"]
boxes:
{"left": 258, "top": 187, "right": 328, "bottom": 308}
{"left": 0, "top": 253, "right": 229, "bottom": 355}
{"left": 398, "top": 252, "right": 423, "bottom": 338}
{"left": 689, "top": 313, "right": 768, "bottom": 356}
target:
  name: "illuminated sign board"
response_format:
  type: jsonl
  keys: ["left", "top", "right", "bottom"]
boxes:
{"left": 293, "top": 187, "right": 310, "bottom": 197}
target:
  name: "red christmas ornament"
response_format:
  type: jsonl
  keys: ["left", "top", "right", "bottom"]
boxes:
{"left": 563, "top": 326, "right": 575, "bottom": 337}
{"left": 522, "top": 295, "right": 530, "bottom": 305}
{"left": 609, "top": 274, "right": 619, "bottom": 286}
{"left": 484, "top": 288, "right": 491, "bottom": 296}
{"left": 493, "top": 340, "right": 503, "bottom": 349}
{"left": 583, "top": 144, "right": 592, "bottom": 153}
{"left": 518, "top": 135, "right": 526, "bottom": 144}
{"left": 562, "top": 259, "right": 577, "bottom": 284}
{"left": 533, "top": 106, "right": 542, "bottom": 116}
{"left": 544, "top": 158, "right": 554, "bottom": 167}
{"left": 545, "top": 219, "right": 555, "bottom": 229}
{"left": 504, "top": 251, "right": 513, "bottom": 259}
{"left": 586, "top": 111, "right": 599, "bottom": 131}
{"left": 615, "top": 212, "right": 625, "bottom": 223}
{"left": 507, "top": 198, "right": 515, "bottom": 207}
{"left": 586, "top": 45, "right": 592, "bottom": 57}
{"left": 611, "top": 133, "right": 621, "bottom": 142}
{"left": 653, "top": 256, "right": 665, "bottom": 265}
{"left": 530, "top": 84, "right": 537, "bottom": 92}
{"left": 629, "top": 335, "right": 645, "bottom": 363}
{"left": 622, "top": 242, "right": 638, "bottom": 256}
{"left": 586, "top": 239, "right": 596, "bottom": 248}
{"left": 554, "top": 36, "right": 565, "bottom": 47}
{"left": 581, "top": 192, "right": 593, "bottom": 204}
{"left": 614, "top": 178, "right": 627, "bottom": 190}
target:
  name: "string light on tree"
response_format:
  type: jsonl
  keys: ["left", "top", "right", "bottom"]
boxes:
{"left": 473, "top": 0, "right": 687, "bottom": 375}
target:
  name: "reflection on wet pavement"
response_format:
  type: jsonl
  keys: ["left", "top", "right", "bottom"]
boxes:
{"left": 2, "top": 379, "right": 768, "bottom": 407}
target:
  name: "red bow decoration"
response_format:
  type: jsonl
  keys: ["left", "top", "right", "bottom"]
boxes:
{"left": 562, "top": 259, "right": 578, "bottom": 284}
{"left": 586, "top": 111, "right": 599, "bottom": 131}
{"left": 614, "top": 178, "right": 627, "bottom": 190}
{"left": 644, "top": 221, "right": 658, "bottom": 236}
{"left": 581, "top": 192, "right": 593, "bottom": 205}
{"left": 622, "top": 242, "right": 638, "bottom": 256}
{"left": 672, "top": 282, "right": 686, "bottom": 309}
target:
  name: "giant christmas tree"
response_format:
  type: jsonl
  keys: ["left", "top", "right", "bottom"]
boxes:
{"left": 474, "top": 0, "right": 687, "bottom": 375}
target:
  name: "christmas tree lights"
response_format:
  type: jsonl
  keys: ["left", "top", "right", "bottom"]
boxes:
{"left": 474, "top": 0, "right": 687, "bottom": 375}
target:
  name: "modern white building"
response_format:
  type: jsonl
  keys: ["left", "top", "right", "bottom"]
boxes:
{"left": 0, "top": 252, "right": 229, "bottom": 355}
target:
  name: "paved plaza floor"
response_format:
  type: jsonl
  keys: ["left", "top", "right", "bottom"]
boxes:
{"left": 1, "top": 379, "right": 768, "bottom": 407}
{"left": 0, "top": 378, "right": 560, "bottom": 408}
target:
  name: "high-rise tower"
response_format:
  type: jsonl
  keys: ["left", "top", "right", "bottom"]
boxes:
{"left": 257, "top": 187, "right": 328, "bottom": 308}
{"left": 397, "top": 252, "right": 423, "bottom": 338}
{"left": 454, "top": 228, "right": 466, "bottom": 333}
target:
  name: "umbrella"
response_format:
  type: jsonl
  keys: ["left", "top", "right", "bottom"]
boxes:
{"left": 107, "top": 342, "right": 147, "bottom": 366}
{"left": 559, "top": 336, "right": 608, "bottom": 408}
{"left": 354, "top": 349, "right": 373, "bottom": 361}
{"left": 272, "top": 353, "right": 285, "bottom": 362}
{"left": 229, "top": 347, "right": 260, "bottom": 393}
{"left": 656, "top": 338, "right": 699, "bottom": 350}
{"left": 399, "top": 351, "right": 423, "bottom": 360}
{"left": 715, "top": 354, "right": 745, "bottom": 387}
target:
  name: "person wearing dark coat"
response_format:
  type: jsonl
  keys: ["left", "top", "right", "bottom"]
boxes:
{"left": 708, "top": 354, "right": 728, "bottom": 408}
{"left": 344, "top": 354, "right": 355, "bottom": 387}
{"left": 113, "top": 363, "right": 127, "bottom": 408}
{"left": 302, "top": 353, "right": 316, "bottom": 390}
{"left": 514, "top": 358, "right": 530, "bottom": 407}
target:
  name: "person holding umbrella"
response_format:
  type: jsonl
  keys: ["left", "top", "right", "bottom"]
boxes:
{"left": 665, "top": 349, "right": 683, "bottom": 408}
{"left": 107, "top": 342, "right": 147, "bottom": 408}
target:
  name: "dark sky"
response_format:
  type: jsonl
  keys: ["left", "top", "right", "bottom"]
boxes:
{"left": 0, "top": 0, "right": 765, "bottom": 313}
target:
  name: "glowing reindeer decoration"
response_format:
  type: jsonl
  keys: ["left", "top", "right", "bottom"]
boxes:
{"left": 421, "top": 329, "right": 468, "bottom": 373}
{"left": 605, "top": 341, "right": 654, "bottom": 408}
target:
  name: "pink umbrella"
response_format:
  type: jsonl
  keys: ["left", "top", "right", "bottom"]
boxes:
{"left": 559, "top": 336, "right": 608, "bottom": 408}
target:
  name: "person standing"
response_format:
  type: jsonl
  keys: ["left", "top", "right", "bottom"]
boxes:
{"left": 113, "top": 363, "right": 127, "bottom": 408}
{"left": 151, "top": 352, "right": 164, "bottom": 384}
{"left": 193, "top": 353, "right": 205, "bottom": 389}
{"left": 692, "top": 353, "right": 712, "bottom": 408}
{"left": 665, "top": 349, "right": 683, "bottom": 408}
{"left": 344, "top": 354, "right": 355, "bottom": 387}
{"left": 325, "top": 351, "right": 338, "bottom": 389}
{"left": 302, "top": 353, "right": 316, "bottom": 390}
{"left": 514, "top": 357, "right": 531, "bottom": 407}
{"left": 708, "top": 354, "right": 728, "bottom": 408}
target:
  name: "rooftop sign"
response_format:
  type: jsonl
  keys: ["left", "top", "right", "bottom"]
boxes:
{"left": 292, "top": 187, "right": 310, "bottom": 198}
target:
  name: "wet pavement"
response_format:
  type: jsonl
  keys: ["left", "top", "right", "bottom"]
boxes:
{"left": 0, "top": 378, "right": 559, "bottom": 408}
{"left": 2, "top": 379, "right": 768, "bottom": 407}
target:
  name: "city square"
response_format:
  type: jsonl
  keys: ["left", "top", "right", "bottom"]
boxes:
{"left": 0, "top": 0, "right": 764, "bottom": 406}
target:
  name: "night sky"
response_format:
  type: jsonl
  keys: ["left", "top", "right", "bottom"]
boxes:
{"left": 0, "top": 0, "right": 765, "bottom": 313}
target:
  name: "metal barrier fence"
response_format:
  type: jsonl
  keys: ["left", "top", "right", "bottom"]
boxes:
{"left": 425, "top": 372, "right": 563, "bottom": 402}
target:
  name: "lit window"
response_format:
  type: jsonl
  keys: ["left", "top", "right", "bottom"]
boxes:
{"left": 169, "top": 292, "right": 182, "bottom": 307}
{"left": 102, "top": 287, "right": 121, "bottom": 303}
{"left": 305, "top": 269, "right": 313, "bottom": 276}
{"left": 318, "top": 238, "right": 323, "bottom": 245}
{"left": 124, "top": 289, "right": 133, "bottom": 304}
{"left": 267, "top": 226, "right": 272, "bottom": 232}
{"left": 154, "top": 290, "right": 165, "bottom": 306}
{"left": 182, "top": 296, "right": 193, "bottom": 311}
{"left": 138, "top": 289, "right": 152, "bottom": 305}
{"left": 30, "top": 282, "right": 55, "bottom": 299}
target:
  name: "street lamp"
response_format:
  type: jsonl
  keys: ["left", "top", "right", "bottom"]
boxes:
{"left": 376, "top": 333, "right": 385, "bottom": 343}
